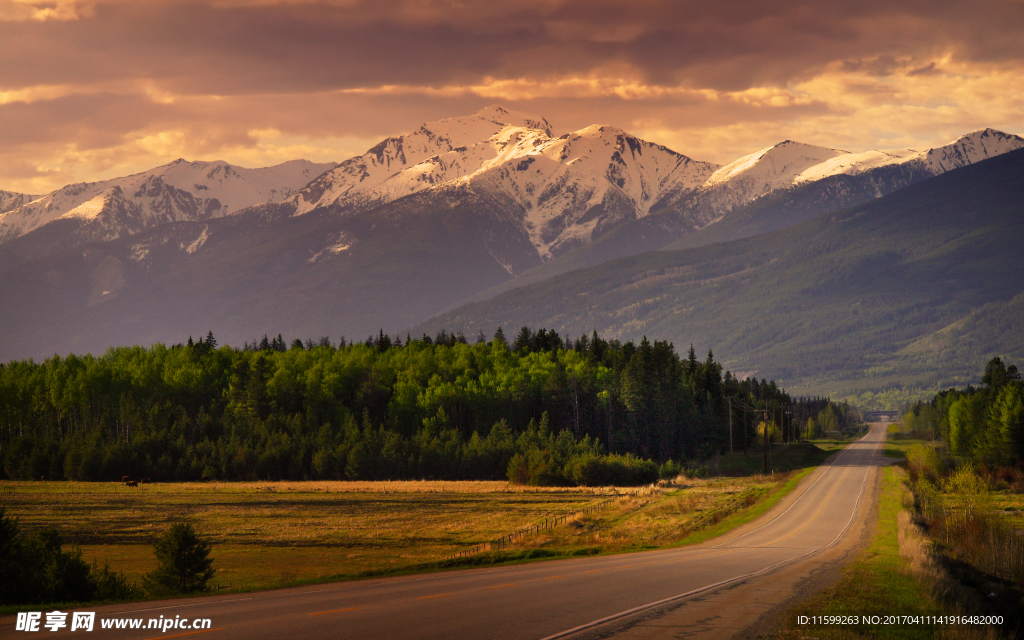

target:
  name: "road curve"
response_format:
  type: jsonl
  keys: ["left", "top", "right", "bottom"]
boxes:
{"left": 0, "top": 425, "right": 887, "bottom": 640}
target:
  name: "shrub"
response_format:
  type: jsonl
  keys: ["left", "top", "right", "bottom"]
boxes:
{"left": 905, "top": 443, "right": 943, "bottom": 485}
{"left": 0, "top": 508, "right": 139, "bottom": 605}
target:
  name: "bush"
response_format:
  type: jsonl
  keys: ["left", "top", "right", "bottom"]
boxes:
{"left": 658, "top": 459, "right": 682, "bottom": 479}
{"left": 905, "top": 443, "right": 943, "bottom": 485}
{"left": 0, "top": 508, "right": 139, "bottom": 605}
{"left": 564, "top": 453, "right": 658, "bottom": 486}
{"left": 144, "top": 523, "right": 215, "bottom": 596}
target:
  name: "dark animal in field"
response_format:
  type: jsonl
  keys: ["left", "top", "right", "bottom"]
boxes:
{"left": 122, "top": 476, "right": 130, "bottom": 483}
{"left": 126, "top": 480, "right": 138, "bottom": 487}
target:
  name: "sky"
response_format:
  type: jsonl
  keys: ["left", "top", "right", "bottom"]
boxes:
{"left": 2, "top": 0, "right": 1023, "bottom": 195}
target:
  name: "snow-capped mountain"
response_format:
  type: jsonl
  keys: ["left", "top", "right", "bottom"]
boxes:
{"left": 793, "top": 128, "right": 1024, "bottom": 184}
{"left": 683, "top": 128, "right": 1024, "bottom": 217}
{"left": 291, "top": 107, "right": 718, "bottom": 258}
{"left": 0, "top": 158, "right": 336, "bottom": 244}
{"left": 293, "top": 106, "right": 553, "bottom": 215}
{"left": 1, "top": 190, "right": 39, "bottom": 215}
{"left": 288, "top": 110, "right": 1022, "bottom": 263}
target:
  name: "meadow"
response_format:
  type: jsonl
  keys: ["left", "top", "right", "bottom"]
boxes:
{"left": 0, "top": 438, "right": 853, "bottom": 597}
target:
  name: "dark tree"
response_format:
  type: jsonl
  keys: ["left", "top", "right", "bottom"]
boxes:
{"left": 144, "top": 523, "right": 215, "bottom": 595}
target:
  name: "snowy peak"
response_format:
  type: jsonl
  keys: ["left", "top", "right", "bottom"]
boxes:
{"left": 472, "top": 105, "right": 552, "bottom": 136}
{"left": 792, "top": 148, "right": 920, "bottom": 184}
{"left": 457, "top": 124, "right": 718, "bottom": 257}
{"left": 791, "top": 129, "right": 1024, "bottom": 185}
{"left": 0, "top": 158, "right": 335, "bottom": 244}
{"left": 705, "top": 141, "right": 848, "bottom": 191}
{"left": 292, "top": 106, "right": 552, "bottom": 214}
{"left": 0, "top": 190, "right": 40, "bottom": 215}
{"left": 921, "top": 128, "right": 1024, "bottom": 174}
{"left": 289, "top": 109, "right": 721, "bottom": 259}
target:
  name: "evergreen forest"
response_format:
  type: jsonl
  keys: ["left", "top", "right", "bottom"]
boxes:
{"left": 902, "top": 357, "right": 1024, "bottom": 466}
{"left": 0, "top": 329, "right": 856, "bottom": 486}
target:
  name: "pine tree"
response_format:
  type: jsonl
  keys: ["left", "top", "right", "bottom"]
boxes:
{"left": 144, "top": 523, "right": 214, "bottom": 595}
{"left": 513, "top": 327, "right": 532, "bottom": 353}
{"left": 493, "top": 327, "right": 507, "bottom": 347}
{"left": 205, "top": 331, "right": 217, "bottom": 349}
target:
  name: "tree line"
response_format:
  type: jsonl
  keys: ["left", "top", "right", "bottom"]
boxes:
{"left": 1, "top": 328, "right": 846, "bottom": 486}
{"left": 902, "top": 357, "right": 1024, "bottom": 466}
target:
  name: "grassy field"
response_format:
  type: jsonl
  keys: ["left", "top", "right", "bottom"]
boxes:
{"left": 0, "top": 438, "right": 852, "bottom": 599}
{"left": 1, "top": 480, "right": 624, "bottom": 592}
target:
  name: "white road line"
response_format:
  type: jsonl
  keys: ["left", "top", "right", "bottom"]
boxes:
{"left": 541, "top": 428, "right": 881, "bottom": 640}
{"left": 712, "top": 430, "right": 868, "bottom": 548}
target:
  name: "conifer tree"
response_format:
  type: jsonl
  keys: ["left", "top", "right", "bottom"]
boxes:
{"left": 144, "top": 523, "right": 214, "bottom": 595}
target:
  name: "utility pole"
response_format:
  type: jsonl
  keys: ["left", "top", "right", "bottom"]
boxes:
{"left": 728, "top": 397, "right": 733, "bottom": 456}
{"left": 763, "top": 405, "right": 769, "bottom": 474}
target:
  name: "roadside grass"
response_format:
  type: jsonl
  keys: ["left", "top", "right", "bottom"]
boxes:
{"left": 675, "top": 466, "right": 817, "bottom": 547}
{"left": 0, "top": 439, "right": 852, "bottom": 602}
{"left": 778, "top": 467, "right": 953, "bottom": 640}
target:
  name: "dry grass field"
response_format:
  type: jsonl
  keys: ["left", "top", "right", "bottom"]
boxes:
{"left": 0, "top": 441, "right": 849, "bottom": 595}
{"left": 1, "top": 480, "right": 623, "bottom": 591}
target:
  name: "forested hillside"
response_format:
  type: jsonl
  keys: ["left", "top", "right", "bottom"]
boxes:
{"left": 417, "top": 148, "right": 1024, "bottom": 402}
{"left": 0, "top": 330, "right": 852, "bottom": 486}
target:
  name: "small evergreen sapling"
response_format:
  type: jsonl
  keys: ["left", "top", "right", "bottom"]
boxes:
{"left": 145, "top": 523, "right": 215, "bottom": 595}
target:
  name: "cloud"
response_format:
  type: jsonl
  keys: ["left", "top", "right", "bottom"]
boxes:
{"left": 0, "top": 0, "right": 94, "bottom": 21}
{"left": 0, "top": 0, "right": 1022, "bottom": 192}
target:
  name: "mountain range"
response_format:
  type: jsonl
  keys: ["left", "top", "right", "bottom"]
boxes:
{"left": 1, "top": 107, "right": 1021, "bottom": 401}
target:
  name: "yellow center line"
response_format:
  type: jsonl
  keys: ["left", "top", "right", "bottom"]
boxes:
{"left": 308, "top": 607, "right": 359, "bottom": 616}
{"left": 542, "top": 575, "right": 564, "bottom": 580}
{"left": 415, "top": 593, "right": 452, "bottom": 600}
{"left": 487, "top": 583, "right": 516, "bottom": 589}
{"left": 585, "top": 569, "right": 604, "bottom": 574}
{"left": 139, "top": 628, "right": 224, "bottom": 640}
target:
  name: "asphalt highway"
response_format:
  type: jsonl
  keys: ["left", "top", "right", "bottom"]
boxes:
{"left": 0, "top": 424, "right": 887, "bottom": 640}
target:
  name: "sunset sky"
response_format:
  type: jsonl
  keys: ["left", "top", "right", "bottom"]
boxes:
{"left": 2, "top": 0, "right": 1023, "bottom": 195}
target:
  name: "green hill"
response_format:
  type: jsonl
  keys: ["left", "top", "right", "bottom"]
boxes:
{"left": 414, "top": 149, "right": 1024, "bottom": 402}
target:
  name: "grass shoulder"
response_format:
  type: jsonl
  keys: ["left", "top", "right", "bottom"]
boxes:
{"left": 775, "top": 465, "right": 968, "bottom": 639}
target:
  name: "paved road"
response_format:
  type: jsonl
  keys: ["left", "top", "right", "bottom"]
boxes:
{"left": 1, "top": 424, "right": 887, "bottom": 640}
